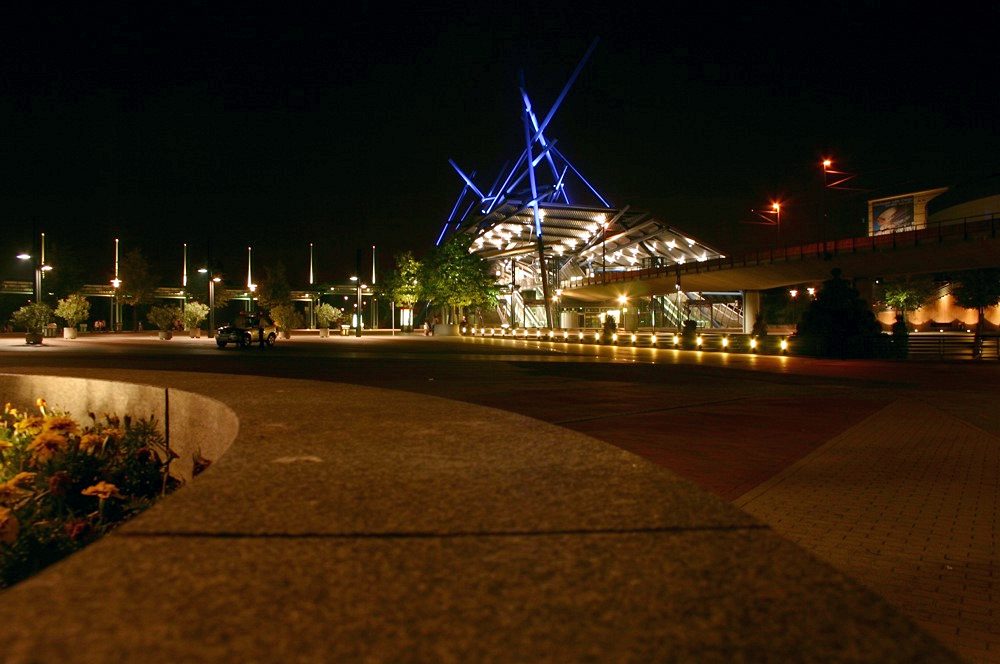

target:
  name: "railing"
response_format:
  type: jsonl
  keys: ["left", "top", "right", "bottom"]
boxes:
{"left": 570, "top": 213, "right": 1000, "bottom": 289}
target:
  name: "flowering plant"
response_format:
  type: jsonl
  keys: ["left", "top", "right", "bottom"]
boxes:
{"left": 0, "top": 398, "right": 183, "bottom": 588}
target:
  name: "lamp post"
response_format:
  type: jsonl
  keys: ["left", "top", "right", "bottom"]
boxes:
{"left": 246, "top": 246, "right": 255, "bottom": 313}
{"left": 821, "top": 158, "right": 832, "bottom": 252}
{"left": 772, "top": 202, "right": 781, "bottom": 246}
{"left": 111, "top": 238, "right": 121, "bottom": 332}
{"left": 350, "top": 276, "right": 361, "bottom": 337}
{"left": 209, "top": 277, "right": 220, "bottom": 331}
{"left": 308, "top": 242, "right": 315, "bottom": 329}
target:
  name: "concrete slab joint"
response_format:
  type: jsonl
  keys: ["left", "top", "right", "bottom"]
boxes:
{"left": 0, "top": 370, "right": 957, "bottom": 662}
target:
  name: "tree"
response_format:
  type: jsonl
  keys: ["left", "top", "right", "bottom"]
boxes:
{"left": 381, "top": 251, "right": 422, "bottom": 308}
{"left": 11, "top": 302, "right": 53, "bottom": 334}
{"left": 182, "top": 301, "right": 210, "bottom": 330}
{"left": 796, "top": 268, "right": 882, "bottom": 358}
{"left": 120, "top": 249, "right": 160, "bottom": 331}
{"left": 880, "top": 275, "right": 936, "bottom": 329}
{"left": 951, "top": 268, "right": 1000, "bottom": 359}
{"left": 315, "top": 303, "right": 344, "bottom": 328}
{"left": 269, "top": 303, "right": 304, "bottom": 332}
{"left": 147, "top": 305, "right": 181, "bottom": 331}
{"left": 419, "top": 236, "right": 498, "bottom": 324}
{"left": 257, "top": 262, "right": 292, "bottom": 311}
{"left": 54, "top": 293, "right": 91, "bottom": 329}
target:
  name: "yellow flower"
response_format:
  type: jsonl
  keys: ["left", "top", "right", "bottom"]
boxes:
{"left": 13, "top": 416, "right": 45, "bottom": 437}
{"left": 78, "top": 433, "right": 105, "bottom": 454}
{"left": 81, "top": 482, "right": 123, "bottom": 501}
{"left": 35, "top": 398, "right": 47, "bottom": 415}
{"left": 0, "top": 507, "right": 19, "bottom": 544}
{"left": 42, "top": 416, "right": 79, "bottom": 437}
{"left": 26, "top": 431, "right": 69, "bottom": 464}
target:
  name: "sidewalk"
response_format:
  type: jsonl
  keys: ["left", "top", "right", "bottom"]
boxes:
{"left": 0, "top": 368, "right": 956, "bottom": 662}
{"left": 736, "top": 396, "right": 999, "bottom": 663}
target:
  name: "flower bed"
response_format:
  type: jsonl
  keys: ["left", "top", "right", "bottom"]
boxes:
{"left": 0, "top": 398, "right": 190, "bottom": 589}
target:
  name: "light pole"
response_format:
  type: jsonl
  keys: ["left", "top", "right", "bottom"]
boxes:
{"left": 308, "top": 242, "right": 315, "bottom": 329}
{"left": 821, "top": 158, "right": 831, "bottom": 252}
{"left": 772, "top": 202, "right": 781, "bottom": 246}
{"left": 111, "top": 238, "right": 121, "bottom": 332}
{"left": 350, "top": 276, "right": 361, "bottom": 337}
{"left": 246, "top": 246, "right": 256, "bottom": 313}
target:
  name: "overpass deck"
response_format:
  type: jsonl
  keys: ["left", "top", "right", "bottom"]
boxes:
{"left": 563, "top": 214, "right": 999, "bottom": 301}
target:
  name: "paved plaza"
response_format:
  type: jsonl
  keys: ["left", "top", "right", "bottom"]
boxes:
{"left": 0, "top": 331, "right": 996, "bottom": 661}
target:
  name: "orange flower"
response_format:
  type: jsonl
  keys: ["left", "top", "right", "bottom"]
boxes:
{"left": 42, "top": 416, "right": 79, "bottom": 437}
{"left": 0, "top": 507, "right": 19, "bottom": 544}
{"left": 35, "top": 397, "right": 47, "bottom": 414}
{"left": 0, "top": 483, "right": 25, "bottom": 506}
{"left": 7, "top": 472, "right": 36, "bottom": 489}
{"left": 81, "top": 482, "right": 123, "bottom": 501}
{"left": 78, "top": 433, "right": 105, "bottom": 455}
{"left": 26, "top": 431, "right": 69, "bottom": 464}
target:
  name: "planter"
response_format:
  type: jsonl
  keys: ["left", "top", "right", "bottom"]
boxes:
{"left": 189, "top": 328, "right": 201, "bottom": 339}
{"left": 158, "top": 330, "right": 173, "bottom": 340}
{"left": 434, "top": 323, "right": 462, "bottom": 337}
{"left": 63, "top": 327, "right": 79, "bottom": 339}
{"left": 25, "top": 332, "right": 43, "bottom": 345}
{"left": 318, "top": 327, "right": 330, "bottom": 338}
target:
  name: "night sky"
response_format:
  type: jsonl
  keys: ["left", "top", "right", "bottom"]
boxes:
{"left": 2, "top": 3, "right": 998, "bottom": 290}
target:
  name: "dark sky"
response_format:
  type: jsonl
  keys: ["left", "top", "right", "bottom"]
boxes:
{"left": 2, "top": 2, "right": 998, "bottom": 289}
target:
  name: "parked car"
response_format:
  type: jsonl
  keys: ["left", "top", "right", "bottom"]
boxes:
{"left": 216, "top": 313, "right": 277, "bottom": 348}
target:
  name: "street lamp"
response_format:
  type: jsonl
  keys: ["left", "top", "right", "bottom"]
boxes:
{"left": 350, "top": 276, "right": 361, "bottom": 337}
{"left": 209, "top": 276, "right": 221, "bottom": 331}
{"left": 111, "top": 237, "right": 121, "bottom": 332}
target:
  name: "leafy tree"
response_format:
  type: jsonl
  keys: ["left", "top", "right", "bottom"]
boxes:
{"left": 796, "top": 268, "right": 882, "bottom": 358}
{"left": 11, "top": 303, "right": 53, "bottom": 334}
{"left": 257, "top": 262, "right": 292, "bottom": 311}
{"left": 269, "top": 303, "right": 304, "bottom": 332}
{"left": 880, "top": 275, "right": 936, "bottom": 328}
{"left": 419, "top": 236, "right": 498, "bottom": 324}
{"left": 147, "top": 305, "right": 181, "bottom": 331}
{"left": 951, "top": 268, "right": 1000, "bottom": 359}
{"left": 120, "top": 249, "right": 160, "bottom": 331}
{"left": 381, "top": 251, "right": 422, "bottom": 308}
{"left": 54, "top": 293, "right": 91, "bottom": 329}
{"left": 182, "top": 301, "right": 210, "bottom": 330}
{"left": 315, "top": 303, "right": 344, "bottom": 328}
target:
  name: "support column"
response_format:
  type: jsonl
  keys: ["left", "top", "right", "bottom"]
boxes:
{"left": 742, "top": 290, "right": 761, "bottom": 335}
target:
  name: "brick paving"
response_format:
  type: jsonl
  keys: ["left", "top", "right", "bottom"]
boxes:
{"left": 735, "top": 398, "right": 999, "bottom": 663}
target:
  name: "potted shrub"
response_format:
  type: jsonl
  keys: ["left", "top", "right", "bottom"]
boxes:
{"left": 147, "top": 305, "right": 181, "bottom": 340}
{"left": 182, "top": 301, "right": 210, "bottom": 338}
{"left": 54, "top": 293, "right": 91, "bottom": 339}
{"left": 270, "top": 303, "right": 304, "bottom": 339}
{"left": 315, "top": 303, "right": 343, "bottom": 338}
{"left": 11, "top": 302, "right": 53, "bottom": 345}
{"left": 600, "top": 313, "right": 617, "bottom": 344}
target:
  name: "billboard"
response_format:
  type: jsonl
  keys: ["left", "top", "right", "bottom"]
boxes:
{"left": 868, "top": 188, "right": 948, "bottom": 236}
{"left": 871, "top": 196, "right": 915, "bottom": 234}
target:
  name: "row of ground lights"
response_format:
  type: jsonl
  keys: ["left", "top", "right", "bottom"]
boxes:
{"left": 463, "top": 327, "right": 789, "bottom": 353}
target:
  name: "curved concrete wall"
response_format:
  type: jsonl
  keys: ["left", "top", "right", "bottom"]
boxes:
{"left": 0, "top": 373, "right": 238, "bottom": 482}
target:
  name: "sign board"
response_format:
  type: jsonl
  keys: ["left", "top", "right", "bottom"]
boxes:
{"left": 868, "top": 188, "right": 948, "bottom": 235}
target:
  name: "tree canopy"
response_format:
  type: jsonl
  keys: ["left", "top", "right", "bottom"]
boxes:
{"left": 796, "top": 268, "right": 882, "bottom": 358}
{"left": 419, "top": 236, "right": 498, "bottom": 323}
{"left": 381, "top": 251, "right": 422, "bottom": 308}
